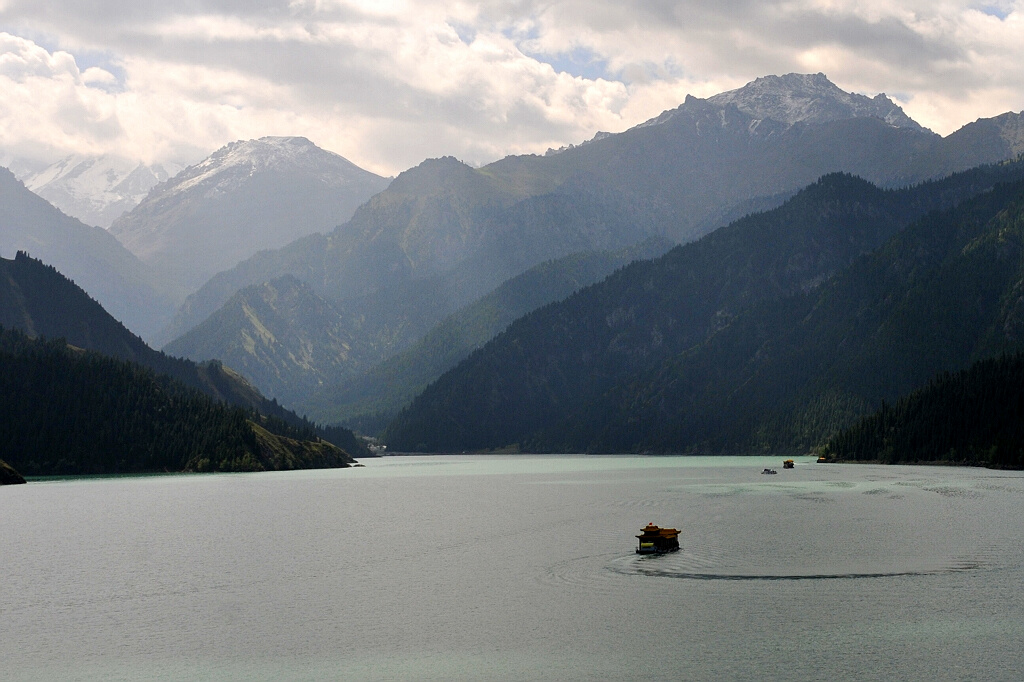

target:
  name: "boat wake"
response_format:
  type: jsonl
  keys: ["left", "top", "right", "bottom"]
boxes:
{"left": 606, "top": 553, "right": 988, "bottom": 581}
{"left": 539, "top": 543, "right": 996, "bottom": 592}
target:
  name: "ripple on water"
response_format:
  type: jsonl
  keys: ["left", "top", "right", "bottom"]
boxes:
{"left": 923, "top": 486, "right": 983, "bottom": 499}
{"left": 790, "top": 493, "right": 834, "bottom": 504}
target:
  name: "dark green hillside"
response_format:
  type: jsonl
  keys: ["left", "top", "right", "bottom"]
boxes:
{"left": 1, "top": 251, "right": 151, "bottom": 361}
{"left": 0, "top": 252, "right": 369, "bottom": 456}
{"left": 821, "top": 353, "right": 1024, "bottom": 467}
{"left": 0, "top": 167, "right": 175, "bottom": 340}
{"left": 384, "top": 161, "right": 1024, "bottom": 453}
{"left": 0, "top": 328, "right": 354, "bottom": 475}
{"left": 572, "top": 177, "right": 1024, "bottom": 453}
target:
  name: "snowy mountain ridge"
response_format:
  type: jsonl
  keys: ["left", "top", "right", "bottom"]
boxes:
{"left": 108, "top": 136, "right": 391, "bottom": 301}
{"left": 16, "top": 154, "right": 182, "bottom": 228}
{"left": 634, "top": 72, "right": 930, "bottom": 135}
{"left": 165, "top": 136, "right": 373, "bottom": 200}
{"left": 708, "top": 73, "right": 929, "bottom": 131}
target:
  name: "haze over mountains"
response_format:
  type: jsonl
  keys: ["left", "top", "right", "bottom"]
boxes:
{"left": 166, "top": 239, "right": 671, "bottom": 424}
{"left": 110, "top": 136, "right": 391, "bottom": 299}
{"left": 0, "top": 167, "right": 176, "bottom": 340}
{"left": 15, "top": 155, "right": 182, "bottom": 229}
{"left": 385, "top": 162, "right": 1024, "bottom": 453}
{"left": 5, "top": 71, "right": 1024, "bottom": 461}
{"left": 160, "top": 73, "right": 1024, "bottom": 424}
{"left": 1, "top": 136, "right": 390, "bottom": 341}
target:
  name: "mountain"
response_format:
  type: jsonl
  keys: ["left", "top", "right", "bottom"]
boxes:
{"left": 158, "top": 158, "right": 657, "bottom": 345}
{"left": 170, "top": 75, "right": 954, "bottom": 328}
{"left": 162, "top": 75, "right": 1024, "bottom": 392}
{"left": 109, "top": 136, "right": 391, "bottom": 298}
{"left": 166, "top": 237, "right": 669, "bottom": 417}
{"left": 625, "top": 176, "right": 1024, "bottom": 455}
{"left": 382, "top": 160, "right": 1024, "bottom": 453}
{"left": 0, "top": 167, "right": 176, "bottom": 340}
{"left": 18, "top": 154, "right": 182, "bottom": 228}
{"left": 706, "top": 73, "right": 929, "bottom": 130}
{"left": 0, "top": 251, "right": 369, "bottom": 456}
{"left": 0, "top": 327, "right": 356, "bottom": 475}
{"left": 300, "top": 239, "right": 672, "bottom": 429}
{"left": 164, "top": 274, "right": 371, "bottom": 402}
{"left": 821, "top": 353, "right": 1024, "bottom": 468}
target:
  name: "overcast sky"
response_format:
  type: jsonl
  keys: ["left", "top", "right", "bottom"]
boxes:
{"left": 1, "top": 1, "right": 1022, "bottom": 176}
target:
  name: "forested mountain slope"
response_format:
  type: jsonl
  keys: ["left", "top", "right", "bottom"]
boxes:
{"left": 161, "top": 76, "right": 1024, "bottom": 421}
{"left": 0, "top": 328, "right": 355, "bottom": 475}
{"left": 821, "top": 353, "right": 1024, "bottom": 468}
{"left": 384, "top": 161, "right": 1024, "bottom": 453}
{"left": 0, "top": 167, "right": 174, "bottom": 340}
{"left": 0, "top": 252, "right": 368, "bottom": 456}
{"left": 302, "top": 240, "right": 671, "bottom": 429}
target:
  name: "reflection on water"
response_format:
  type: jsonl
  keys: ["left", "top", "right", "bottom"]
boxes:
{"left": 2, "top": 455, "right": 1024, "bottom": 681}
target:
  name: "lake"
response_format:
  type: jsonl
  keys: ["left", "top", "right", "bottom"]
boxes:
{"left": 2, "top": 455, "right": 1023, "bottom": 680}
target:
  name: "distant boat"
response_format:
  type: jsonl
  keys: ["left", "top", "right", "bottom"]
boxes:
{"left": 783, "top": 459, "right": 795, "bottom": 469}
{"left": 761, "top": 468, "right": 777, "bottom": 475}
{"left": 636, "top": 523, "right": 681, "bottom": 554}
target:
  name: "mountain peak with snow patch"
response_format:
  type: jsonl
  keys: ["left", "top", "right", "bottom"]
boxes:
{"left": 108, "top": 136, "right": 390, "bottom": 298}
{"left": 159, "top": 136, "right": 374, "bottom": 201}
{"left": 15, "top": 154, "right": 182, "bottom": 228}
{"left": 707, "top": 72, "right": 930, "bottom": 132}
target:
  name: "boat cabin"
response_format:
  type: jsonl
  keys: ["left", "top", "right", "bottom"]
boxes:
{"left": 636, "top": 523, "right": 681, "bottom": 554}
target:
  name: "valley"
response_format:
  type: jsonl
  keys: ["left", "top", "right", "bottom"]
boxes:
{"left": 3, "top": 73, "right": 1024, "bottom": 475}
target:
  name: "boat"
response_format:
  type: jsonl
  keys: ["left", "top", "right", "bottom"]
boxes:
{"left": 636, "top": 523, "right": 681, "bottom": 554}
{"left": 783, "top": 459, "right": 794, "bottom": 469}
{"left": 817, "top": 455, "right": 828, "bottom": 463}
{"left": 761, "top": 468, "right": 777, "bottom": 474}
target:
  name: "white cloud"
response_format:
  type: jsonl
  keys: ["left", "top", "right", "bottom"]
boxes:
{"left": 0, "top": 34, "right": 124, "bottom": 161}
{"left": 0, "top": 1, "right": 1021, "bottom": 175}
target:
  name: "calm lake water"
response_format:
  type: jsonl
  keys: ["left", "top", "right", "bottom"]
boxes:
{"left": 3, "top": 455, "right": 1024, "bottom": 681}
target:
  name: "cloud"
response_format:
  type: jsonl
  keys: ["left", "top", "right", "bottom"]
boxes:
{"left": 0, "top": 1, "right": 1021, "bottom": 174}
{"left": 0, "top": 33, "right": 124, "bottom": 161}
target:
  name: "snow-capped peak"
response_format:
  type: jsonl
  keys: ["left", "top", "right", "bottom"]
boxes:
{"left": 707, "top": 73, "right": 929, "bottom": 132}
{"left": 160, "top": 136, "right": 365, "bottom": 200}
{"left": 14, "top": 154, "right": 182, "bottom": 228}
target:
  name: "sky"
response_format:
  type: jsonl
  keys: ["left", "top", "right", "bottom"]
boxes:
{"left": 0, "top": 1, "right": 1022, "bottom": 177}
